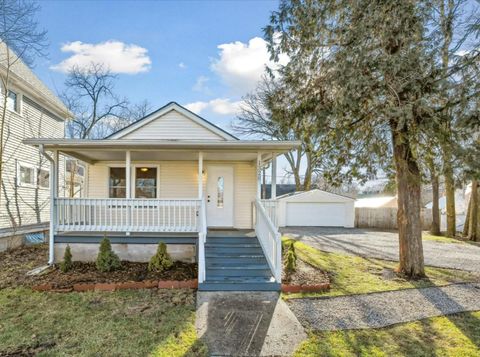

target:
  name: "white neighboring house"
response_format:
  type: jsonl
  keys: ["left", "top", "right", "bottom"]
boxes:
{"left": 25, "top": 102, "right": 300, "bottom": 291}
{"left": 273, "top": 189, "right": 355, "bottom": 228}
{"left": 0, "top": 44, "right": 71, "bottom": 231}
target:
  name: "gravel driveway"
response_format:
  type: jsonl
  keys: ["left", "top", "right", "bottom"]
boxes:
{"left": 282, "top": 227, "right": 480, "bottom": 272}
{"left": 288, "top": 283, "right": 480, "bottom": 331}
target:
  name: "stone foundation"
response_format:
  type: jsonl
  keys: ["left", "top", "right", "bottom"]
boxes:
{"left": 54, "top": 243, "right": 196, "bottom": 263}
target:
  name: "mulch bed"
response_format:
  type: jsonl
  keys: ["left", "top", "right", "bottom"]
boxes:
{"left": 0, "top": 244, "right": 197, "bottom": 290}
{"left": 282, "top": 256, "right": 330, "bottom": 293}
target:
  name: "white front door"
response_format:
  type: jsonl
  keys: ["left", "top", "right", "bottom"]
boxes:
{"left": 206, "top": 165, "right": 234, "bottom": 227}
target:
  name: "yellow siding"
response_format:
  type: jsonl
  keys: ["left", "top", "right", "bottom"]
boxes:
{"left": 0, "top": 93, "right": 66, "bottom": 229}
{"left": 86, "top": 160, "right": 257, "bottom": 229}
{"left": 121, "top": 110, "right": 225, "bottom": 140}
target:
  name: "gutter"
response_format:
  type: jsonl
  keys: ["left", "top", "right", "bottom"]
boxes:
{"left": 39, "top": 144, "right": 56, "bottom": 265}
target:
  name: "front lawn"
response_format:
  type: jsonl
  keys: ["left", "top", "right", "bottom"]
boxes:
{"left": 0, "top": 288, "right": 206, "bottom": 356}
{"left": 295, "top": 311, "right": 480, "bottom": 357}
{"left": 423, "top": 232, "right": 480, "bottom": 246}
{"left": 282, "top": 237, "right": 480, "bottom": 298}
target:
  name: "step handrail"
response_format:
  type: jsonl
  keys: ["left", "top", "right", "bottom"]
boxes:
{"left": 254, "top": 199, "right": 282, "bottom": 283}
{"left": 198, "top": 196, "right": 207, "bottom": 283}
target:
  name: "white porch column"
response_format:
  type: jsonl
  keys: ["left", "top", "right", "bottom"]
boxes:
{"left": 198, "top": 152, "right": 203, "bottom": 198}
{"left": 271, "top": 153, "right": 277, "bottom": 199}
{"left": 125, "top": 151, "right": 131, "bottom": 235}
{"left": 257, "top": 152, "right": 262, "bottom": 199}
{"left": 48, "top": 150, "right": 58, "bottom": 265}
{"left": 125, "top": 150, "right": 131, "bottom": 199}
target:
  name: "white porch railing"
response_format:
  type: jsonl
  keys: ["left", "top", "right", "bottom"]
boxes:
{"left": 55, "top": 198, "right": 201, "bottom": 232}
{"left": 260, "top": 199, "right": 279, "bottom": 228}
{"left": 255, "top": 199, "right": 282, "bottom": 283}
{"left": 197, "top": 196, "right": 207, "bottom": 283}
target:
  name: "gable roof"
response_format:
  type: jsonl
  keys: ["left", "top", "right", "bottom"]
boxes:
{"left": 107, "top": 101, "right": 238, "bottom": 140}
{"left": 0, "top": 43, "right": 71, "bottom": 119}
{"left": 277, "top": 189, "right": 356, "bottom": 202}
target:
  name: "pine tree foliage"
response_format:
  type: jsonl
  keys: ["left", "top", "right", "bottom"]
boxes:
{"left": 96, "top": 238, "right": 121, "bottom": 272}
{"left": 60, "top": 245, "right": 73, "bottom": 273}
{"left": 148, "top": 242, "right": 173, "bottom": 272}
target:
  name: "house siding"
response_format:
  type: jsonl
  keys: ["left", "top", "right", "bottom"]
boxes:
{"left": 0, "top": 92, "right": 66, "bottom": 230}
{"left": 87, "top": 160, "right": 257, "bottom": 229}
{"left": 120, "top": 110, "right": 225, "bottom": 141}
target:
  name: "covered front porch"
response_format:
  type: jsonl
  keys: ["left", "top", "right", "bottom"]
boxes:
{"left": 25, "top": 138, "right": 294, "bottom": 288}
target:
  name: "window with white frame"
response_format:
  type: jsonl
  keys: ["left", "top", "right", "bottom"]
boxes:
{"left": 6, "top": 90, "right": 20, "bottom": 113}
{"left": 17, "top": 162, "right": 36, "bottom": 187}
{"left": 66, "top": 159, "right": 86, "bottom": 197}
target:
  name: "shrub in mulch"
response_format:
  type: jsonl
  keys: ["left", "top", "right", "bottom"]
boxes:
{"left": 96, "top": 238, "right": 121, "bottom": 272}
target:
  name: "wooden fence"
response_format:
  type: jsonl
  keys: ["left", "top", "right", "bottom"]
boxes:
{"left": 355, "top": 207, "right": 433, "bottom": 230}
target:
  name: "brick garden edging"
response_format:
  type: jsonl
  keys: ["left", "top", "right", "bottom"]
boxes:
{"left": 281, "top": 283, "right": 330, "bottom": 294}
{"left": 32, "top": 279, "right": 198, "bottom": 292}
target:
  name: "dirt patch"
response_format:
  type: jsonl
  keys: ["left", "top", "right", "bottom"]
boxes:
{"left": 0, "top": 244, "right": 197, "bottom": 289}
{"left": 282, "top": 257, "right": 330, "bottom": 286}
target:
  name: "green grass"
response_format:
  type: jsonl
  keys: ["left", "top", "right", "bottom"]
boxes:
{"left": 0, "top": 288, "right": 207, "bottom": 356}
{"left": 282, "top": 237, "right": 480, "bottom": 299}
{"left": 423, "top": 232, "right": 480, "bottom": 246}
{"left": 295, "top": 311, "right": 480, "bottom": 356}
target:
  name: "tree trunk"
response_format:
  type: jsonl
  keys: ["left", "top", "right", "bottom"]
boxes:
{"left": 391, "top": 127, "right": 425, "bottom": 278}
{"left": 444, "top": 157, "right": 456, "bottom": 237}
{"left": 468, "top": 180, "right": 478, "bottom": 241}
{"left": 430, "top": 174, "right": 441, "bottom": 236}
{"left": 463, "top": 194, "right": 471, "bottom": 237}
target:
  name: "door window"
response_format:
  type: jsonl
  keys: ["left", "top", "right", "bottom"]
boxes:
{"left": 217, "top": 176, "right": 224, "bottom": 208}
{"left": 135, "top": 167, "right": 157, "bottom": 198}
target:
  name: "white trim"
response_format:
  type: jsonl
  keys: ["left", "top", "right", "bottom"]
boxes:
{"left": 16, "top": 160, "right": 38, "bottom": 188}
{"left": 108, "top": 102, "right": 237, "bottom": 141}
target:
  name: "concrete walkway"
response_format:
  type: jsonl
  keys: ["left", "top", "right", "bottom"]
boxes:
{"left": 282, "top": 227, "right": 480, "bottom": 272}
{"left": 288, "top": 283, "right": 480, "bottom": 331}
{"left": 196, "top": 291, "right": 306, "bottom": 356}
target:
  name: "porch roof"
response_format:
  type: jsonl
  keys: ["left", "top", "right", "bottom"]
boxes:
{"left": 24, "top": 138, "right": 301, "bottom": 164}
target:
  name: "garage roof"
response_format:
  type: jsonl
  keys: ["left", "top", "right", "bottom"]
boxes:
{"left": 277, "top": 189, "right": 355, "bottom": 202}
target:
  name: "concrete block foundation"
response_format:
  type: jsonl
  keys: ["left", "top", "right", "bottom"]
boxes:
{"left": 54, "top": 243, "right": 196, "bottom": 263}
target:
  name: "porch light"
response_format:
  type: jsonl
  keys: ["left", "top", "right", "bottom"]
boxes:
{"left": 140, "top": 167, "right": 149, "bottom": 172}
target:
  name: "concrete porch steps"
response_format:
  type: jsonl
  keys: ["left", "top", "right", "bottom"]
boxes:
{"left": 199, "top": 235, "right": 280, "bottom": 291}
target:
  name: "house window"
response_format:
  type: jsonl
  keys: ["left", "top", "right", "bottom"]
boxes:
{"left": 6, "top": 90, "right": 19, "bottom": 113}
{"left": 135, "top": 167, "right": 157, "bottom": 198}
{"left": 217, "top": 176, "right": 224, "bottom": 208}
{"left": 66, "top": 159, "right": 86, "bottom": 197}
{"left": 17, "top": 162, "right": 36, "bottom": 187}
{"left": 38, "top": 168, "right": 50, "bottom": 189}
{"left": 109, "top": 167, "right": 126, "bottom": 198}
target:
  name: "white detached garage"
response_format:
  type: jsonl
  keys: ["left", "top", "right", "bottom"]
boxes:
{"left": 277, "top": 189, "right": 355, "bottom": 228}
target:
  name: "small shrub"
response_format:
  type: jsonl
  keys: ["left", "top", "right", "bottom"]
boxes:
{"left": 96, "top": 238, "right": 121, "bottom": 272}
{"left": 285, "top": 242, "right": 297, "bottom": 274}
{"left": 148, "top": 242, "right": 173, "bottom": 272}
{"left": 60, "top": 245, "right": 73, "bottom": 273}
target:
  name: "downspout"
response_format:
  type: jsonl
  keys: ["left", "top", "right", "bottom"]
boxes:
{"left": 39, "top": 144, "right": 56, "bottom": 265}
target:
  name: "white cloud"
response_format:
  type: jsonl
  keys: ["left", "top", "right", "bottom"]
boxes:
{"left": 185, "top": 98, "right": 243, "bottom": 116}
{"left": 178, "top": 62, "right": 187, "bottom": 69}
{"left": 51, "top": 40, "right": 151, "bottom": 74}
{"left": 193, "top": 75, "right": 210, "bottom": 93}
{"left": 211, "top": 37, "right": 288, "bottom": 94}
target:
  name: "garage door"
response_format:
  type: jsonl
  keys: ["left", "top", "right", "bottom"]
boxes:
{"left": 286, "top": 202, "right": 346, "bottom": 227}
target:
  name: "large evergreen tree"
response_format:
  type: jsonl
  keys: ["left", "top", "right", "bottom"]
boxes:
{"left": 267, "top": 0, "right": 449, "bottom": 278}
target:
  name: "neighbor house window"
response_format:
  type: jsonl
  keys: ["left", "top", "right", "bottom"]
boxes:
{"left": 38, "top": 168, "right": 50, "bottom": 189}
{"left": 135, "top": 167, "right": 157, "bottom": 198}
{"left": 17, "top": 162, "right": 36, "bottom": 187}
{"left": 6, "top": 90, "right": 19, "bottom": 113}
{"left": 109, "top": 167, "right": 126, "bottom": 198}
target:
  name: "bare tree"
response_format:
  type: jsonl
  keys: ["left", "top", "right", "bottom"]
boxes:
{"left": 62, "top": 63, "right": 128, "bottom": 139}
{"left": 235, "top": 77, "right": 332, "bottom": 191}
{"left": 0, "top": 0, "right": 48, "bottom": 207}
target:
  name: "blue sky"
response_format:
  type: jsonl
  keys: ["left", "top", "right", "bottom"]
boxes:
{"left": 34, "top": 0, "right": 280, "bottom": 134}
